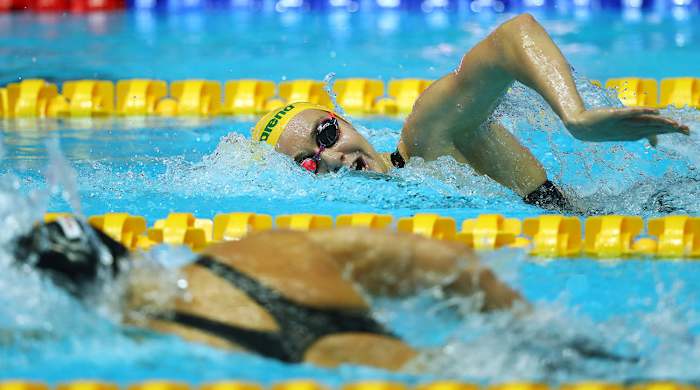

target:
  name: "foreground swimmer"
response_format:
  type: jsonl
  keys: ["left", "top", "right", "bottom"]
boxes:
{"left": 251, "top": 14, "right": 690, "bottom": 211}
{"left": 13, "top": 217, "right": 521, "bottom": 370}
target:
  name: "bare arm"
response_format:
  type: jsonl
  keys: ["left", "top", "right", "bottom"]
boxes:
{"left": 492, "top": 14, "right": 689, "bottom": 141}
{"left": 404, "top": 14, "right": 688, "bottom": 153}
{"left": 307, "top": 228, "right": 523, "bottom": 311}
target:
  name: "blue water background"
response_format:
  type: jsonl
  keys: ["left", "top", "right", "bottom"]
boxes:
{"left": 1, "top": 9, "right": 700, "bottom": 385}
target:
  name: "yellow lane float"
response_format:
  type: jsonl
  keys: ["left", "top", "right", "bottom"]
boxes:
{"left": 333, "top": 78, "right": 384, "bottom": 114}
{"left": 170, "top": 80, "right": 222, "bottom": 116}
{"left": 39, "top": 212, "right": 700, "bottom": 259}
{"left": 660, "top": 77, "right": 700, "bottom": 109}
{"left": 336, "top": 213, "right": 393, "bottom": 229}
{"left": 5, "top": 79, "right": 59, "bottom": 118}
{"left": 584, "top": 215, "right": 643, "bottom": 257}
{"left": 648, "top": 215, "right": 700, "bottom": 258}
{"left": 116, "top": 79, "right": 167, "bottom": 115}
{"left": 275, "top": 214, "right": 333, "bottom": 231}
{"left": 88, "top": 213, "right": 147, "bottom": 250}
{"left": 201, "top": 382, "right": 263, "bottom": 390}
{"left": 271, "top": 381, "right": 328, "bottom": 390}
{"left": 605, "top": 78, "right": 658, "bottom": 107}
{"left": 56, "top": 382, "right": 118, "bottom": 390}
{"left": 456, "top": 214, "right": 525, "bottom": 250}
{"left": 388, "top": 78, "right": 432, "bottom": 113}
{"left": 417, "top": 381, "right": 479, "bottom": 390}
{"left": 129, "top": 382, "right": 190, "bottom": 390}
{"left": 523, "top": 215, "right": 581, "bottom": 257}
{"left": 0, "top": 382, "right": 50, "bottom": 390}
{"left": 213, "top": 212, "right": 273, "bottom": 241}
{"left": 559, "top": 382, "right": 624, "bottom": 390}
{"left": 223, "top": 80, "right": 276, "bottom": 115}
{"left": 147, "top": 212, "right": 213, "bottom": 251}
{"left": 397, "top": 213, "right": 456, "bottom": 240}
{"left": 62, "top": 80, "right": 115, "bottom": 117}
{"left": 278, "top": 80, "right": 333, "bottom": 109}
{"left": 342, "top": 382, "right": 407, "bottom": 390}
{"left": 488, "top": 383, "right": 550, "bottom": 390}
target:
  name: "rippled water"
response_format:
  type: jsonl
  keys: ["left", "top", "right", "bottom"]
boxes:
{"left": 1, "top": 74, "right": 700, "bottom": 383}
{"left": 2, "top": 8, "right": 700, "bottom": 386}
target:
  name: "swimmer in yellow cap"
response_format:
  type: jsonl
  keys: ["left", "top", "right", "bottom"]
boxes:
{"left": 252, "top": 14, "right": 690, "bottom": 211}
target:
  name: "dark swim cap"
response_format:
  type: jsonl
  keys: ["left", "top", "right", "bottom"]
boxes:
{"left": 13, "top": 216, "right": 129, "bottom": 297}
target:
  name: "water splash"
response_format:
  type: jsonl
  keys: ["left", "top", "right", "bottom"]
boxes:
{"left": 2, "top": 160, "right": 700, "bottom": 382}
{"left": 489, "top": 74, "right": 700, "bottom": 216}
{"left": 399, "top": 268, "right": 700, "bottom": 383}
{"left": 154, "top": 133, "right": 519, "bottom": 212}
{"left": 323, "top": 72, "right": 348, "bottom": 117}
{"left": 45, "top": 138, "right": 83, "bottom": 216}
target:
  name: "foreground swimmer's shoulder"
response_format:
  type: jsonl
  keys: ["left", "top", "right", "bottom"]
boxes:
{"left": 202, "top": 230, "right": 370, "bottom": 310}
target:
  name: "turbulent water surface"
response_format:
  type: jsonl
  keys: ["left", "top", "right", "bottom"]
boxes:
{"left": 2, "top": 7, "right": 700, "bottom": 386}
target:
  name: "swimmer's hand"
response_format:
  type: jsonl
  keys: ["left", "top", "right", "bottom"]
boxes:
{"left": 564, "top": 107, "right": 690, "bottom": 145}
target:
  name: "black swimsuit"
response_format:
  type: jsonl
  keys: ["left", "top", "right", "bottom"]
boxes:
{"left": 169, "top": 256, "right": 395, "bottom": 362}
{"left": 14, "top": 218, "right": 395, "bottom": 363}
{"left": 390, "top": 149, "right": 406, "bottom": 168}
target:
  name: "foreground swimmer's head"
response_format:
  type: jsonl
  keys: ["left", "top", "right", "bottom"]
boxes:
{"left": 252, "top": 102, "right": 390, "bottom": 174}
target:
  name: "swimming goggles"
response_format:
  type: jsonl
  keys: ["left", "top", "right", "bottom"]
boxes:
{"left": 299, "top": 113, "right": 340, "bottom": 174}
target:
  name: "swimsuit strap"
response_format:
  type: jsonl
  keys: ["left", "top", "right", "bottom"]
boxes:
{"left": 168, "top": 311, "right": 291, "bottom": 360}
{"left": 390, "top": 149, "right": 405, "bottom": 168}
{"left": 169, "top": 256, "right": 395, "bottom": 362}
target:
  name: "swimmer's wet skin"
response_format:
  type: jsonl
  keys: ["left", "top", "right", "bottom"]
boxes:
{"left": 252, "top": 14, "right": 689, "bottom": 212}
{"left": 13, "top": 217, "right": 522, "bottom": 370}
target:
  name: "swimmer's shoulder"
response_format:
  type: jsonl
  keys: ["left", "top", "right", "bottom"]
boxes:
{"left": 200, "top": 230, "right": 369, "bottom": 310}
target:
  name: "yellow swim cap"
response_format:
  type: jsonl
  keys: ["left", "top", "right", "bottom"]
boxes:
{"left": 251, "top": 102, "right": 336, "bottom": 147}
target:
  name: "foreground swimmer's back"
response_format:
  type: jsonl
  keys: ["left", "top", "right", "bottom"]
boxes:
{"left": 148, "top": 232, "right": 410, "bottom": 368}
{"left": 14, "top": 218, "right": 521, "bottom": 370}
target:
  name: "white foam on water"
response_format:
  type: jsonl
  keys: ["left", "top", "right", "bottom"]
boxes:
{"left": 2, "top": 74, "right": 700, "bottom": 382}
{"left": 15, "top": 74, "right": 696, "bottom": 220}
{"left": 45, "top": 138, "right": 83, "bottom": 216}
{"left": 2, "top": 156, "right": 700, "bottom": 381}
{"left": 148, "top": 132, "right": 519, "bottom": 211}
{"left": 397, "top": 269, "right": 700, "bottom": 383}
{"left": 489, "top": 74, "right": 700, "bottom": 216}
{"left": 139, "top": 74, "right": 699, "bottom": 216}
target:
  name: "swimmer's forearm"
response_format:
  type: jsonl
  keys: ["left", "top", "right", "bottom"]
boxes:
{"left": 308, "top": 228, "right": 476, "bottom": 295}
{"left": 310, "top": 228, "right": 525, "bottom": 311}
{"left": 309, "top": 228, "right": 522, "bottom": 310}
{"left": 482, "top": 14, "right": 586, "bottom": 125}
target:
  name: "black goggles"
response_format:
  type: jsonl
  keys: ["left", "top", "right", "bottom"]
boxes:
{"left": 299, "top": 113, "right": 340, "bottom": 174}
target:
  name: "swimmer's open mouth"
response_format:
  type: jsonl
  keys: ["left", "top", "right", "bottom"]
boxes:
{"left": 351, "top": 157, "right": 367, "bottom": 171}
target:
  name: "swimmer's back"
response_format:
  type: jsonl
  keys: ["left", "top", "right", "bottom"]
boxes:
{"left": 202, "top": 230, "right": 368, "bottom": 310}
{"left": 152, "top": 230, "right": 416, "bottom": 369}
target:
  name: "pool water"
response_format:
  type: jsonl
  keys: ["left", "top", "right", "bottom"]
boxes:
{"left": 1, "top": 8, "right": 700, "bottom": 385}
{"left": 1, "top": 9, "right": 700, "bottom": 82}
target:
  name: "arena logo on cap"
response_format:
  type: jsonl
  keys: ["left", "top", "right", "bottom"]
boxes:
{"left": 260, "top": 104, "right": 296, "bottom": 142}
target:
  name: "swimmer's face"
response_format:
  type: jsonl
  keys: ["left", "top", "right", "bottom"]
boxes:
{"left": 276, "top": 109, "right": 389, "bottom": 174}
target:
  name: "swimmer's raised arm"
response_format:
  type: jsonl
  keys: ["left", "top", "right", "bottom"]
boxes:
{"left": 404, "top": 14, "right": 688, "bottom": 149}
{"left": 307, "top": 228, "right": 522, "bottom": 311}
{"left": 397, "top": 13, "right": 689, "bottom": 198}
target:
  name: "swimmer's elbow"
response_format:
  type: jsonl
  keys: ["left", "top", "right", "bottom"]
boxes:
{"left": 491, "top": 13, "right": 541, "bottom": 48}
{"left": 479, "top": 13, "right": 543, "bottom": 72}
{"left": 501, "top": 13, "right": 540, "bottom": 32}
{"left": 513, "top": 13, "right": 538, "bottom": 26}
